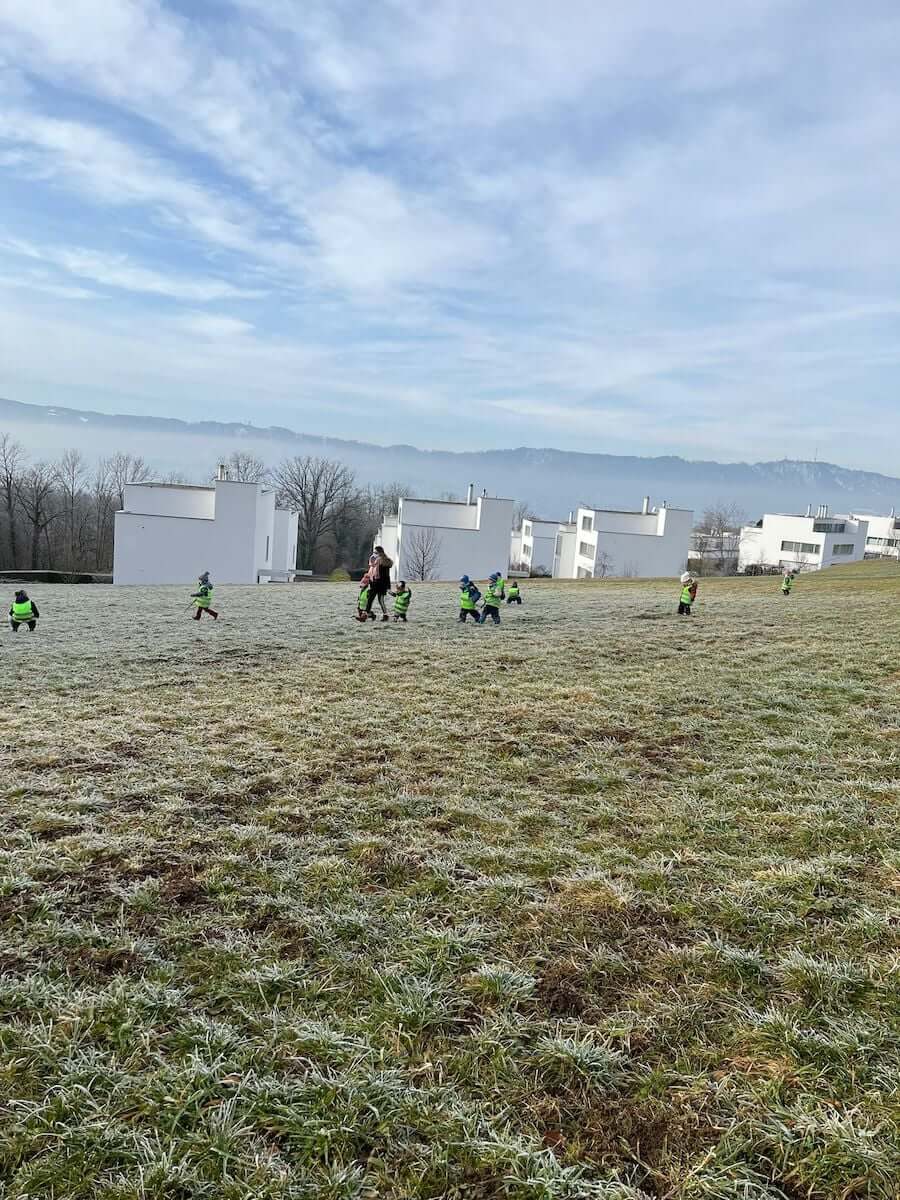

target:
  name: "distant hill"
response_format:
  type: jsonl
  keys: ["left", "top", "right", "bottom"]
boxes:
{"left": 1, "top": 395, "right": 898, "bottom": 519}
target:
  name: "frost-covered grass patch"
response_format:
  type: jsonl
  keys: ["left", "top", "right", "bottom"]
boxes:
{"left": 1, "top": 567, "right": 899, "bottom": 1198}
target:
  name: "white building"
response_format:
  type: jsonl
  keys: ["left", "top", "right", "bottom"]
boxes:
{"left": 553, "top": 498, "right": 693, "bottom": 579}
{"left": 851, "top": 511, "right": 900, "bottom": 559}
{"left": 114, "top": 476, "right": 298, "bottom": 585}
{"left": 521, "top": 518, "right": 563, "bottom": 576}
{"left": 738, "top": 506, "right": 868, "bottom": 573}
{"left": 375, "top": 485, "right": 514, "bottom": 582}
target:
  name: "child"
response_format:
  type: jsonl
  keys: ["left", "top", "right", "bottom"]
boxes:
{"left": 356, "top": 573, "right": 372, "bottom": 622}
{"left": 191, "top": 571, "right": 218, "bottom": 621}
{"left": 9, "top": 590, "right": 39, "bottom": 632}
{"left": 678, "top": 572, "right": 695, "bottom": 616}
{"left": 392, "top": 581, "right": 412, "bottom": 622}
{"left": 458, "top": 575, "right": 482, "bottom": 623}
{"left": 481, "top": 572, "right": 504, "bottom": 625}
{"left": 782, "top": 570, "right": 795, "bottom": 596}
{"left": 506, "top": 580, "right": 522, "bottom": 605}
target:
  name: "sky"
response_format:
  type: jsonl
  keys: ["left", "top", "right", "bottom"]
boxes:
{"left": 2, "top": 1, "right": 900, "bottom": 469}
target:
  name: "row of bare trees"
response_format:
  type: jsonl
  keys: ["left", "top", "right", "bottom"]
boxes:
{"left": 0, "top": 434, "right": 153, "bottom": 572}
{"left": 0, "top": 435, "right": 407, "bottom": 577}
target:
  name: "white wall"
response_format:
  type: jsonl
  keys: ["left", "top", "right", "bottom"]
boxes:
{"left": 565, "top": 505, "right": 692, "bottom": 578}
{"left": 272, "top": 509, "right": 299, "bottom": 573}
{"left": 855, "top": 513, "right": 900, "bottom": 558}
{"left": 114, "top": 512, "right": 213, "bottom": 585}
{"left": 123, "top": 483, "right": 215, "bottom": 519}
{"left": 553, "top": 525, "right": 577, "bottom": 578}
{"left": 524, "top": 519, "right": 559, "bottom": 574}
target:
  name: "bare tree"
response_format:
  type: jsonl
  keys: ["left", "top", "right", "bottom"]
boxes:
{"left": 595, "top": 549, "right": 613, "bottom": 578}
{"left": 512, "top": 501, "right": 530, "bottom": 531}
{"left": 91, "top": 458, "right": 117, "bottom": 571}
{"left": 0, "top": 433, "right": 26, "bottom": 568}
{"left": 694, "top": 502, "right": 745, "bottom": 575}
{"left": 18, "top": 463, "right": 59, "bottom": 570}
{"left": 108, "top": 452, "right": 152, "bottom": 510}
{"left": 54, "top": 449, "right": 89, "bottom": 570}
{"left": 273, "top": 455, "right": 357, "bottom": 570}
{"left": 403, "top": 526, "right": 443, "bottom": 581}
{"left": 213, "top": 450, "right": 269, "bottom": 483}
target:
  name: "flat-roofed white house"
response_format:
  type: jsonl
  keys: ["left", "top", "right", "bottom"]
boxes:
{"left": 554, "top": 498, "right": 693, "bottom": 579}
{"left": 851, "top": 511, "right": 900, "bottom": 559}
{"left": 738, "top": 506, "right": 868, "bottom": 573}
{"left": 375, "top": 485, "right": 514, "bottom": 582}
{"left": 113, "top": 475, "right": 298, "bottom": 585}
{"left": 521, "top": 517, "right": 563, "bottom": 576}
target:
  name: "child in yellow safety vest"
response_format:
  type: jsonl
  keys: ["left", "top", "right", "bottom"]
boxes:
{"left": 458, "top": 576, "right": 482, "bottom": 623}
{"left": 782, "top": 571, "right": 795, "bottom": 595}
{"left": 191, "top": 572, "right": 218, "bottom": 621}
{"left": 392, "top": 581, "right": 412, "bottom": 622}
{"left": 678, "top": 572, "right": 695, "bottom": 616}
{"left": 506, "top": 580, "right": 522, "bottom": 605}
{"left": 9, "top": 590, "right": 39, "bottom": 632}
{"left": 481, "top": 573, "right": 504, "bottom": 625}
{"left": 356, "top": 573, "right": 372, "bottom": 622}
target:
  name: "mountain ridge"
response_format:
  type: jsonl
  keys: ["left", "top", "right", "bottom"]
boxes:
{"left": 1, "top": 396, "right": 897, "bottom": 518}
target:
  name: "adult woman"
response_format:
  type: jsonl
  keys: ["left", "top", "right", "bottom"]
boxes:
{"left": 365, "top": 545, "right": 393, "bottom": 621}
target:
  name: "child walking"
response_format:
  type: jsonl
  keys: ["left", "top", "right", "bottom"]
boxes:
{"left": 458, "top": 576, "right": 482, "bottom": 623}
{"left": 9, "top": 590, "right": 39, "bottom": 632}
{"left": 481, "top": 573, "right": 504, "bottom": 625}
{"left": 782, "top": 570, "right": 795, "bottom": 595}
{"left": 506, "top": 580, "right": 522, "bottom": 605}
{"left": 191, "top": 571, "right": 218, "bottom": 620}
{"left": 392, "top": 581, "right": 412, "bottom": 622}
{"left": 678, "top": 572, "right": 695, "bottom": 616}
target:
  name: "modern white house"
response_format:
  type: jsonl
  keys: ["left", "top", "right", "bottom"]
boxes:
{"left": 113, "top": 474, "right": 298, "bottom": 585}
{"left": 851, "top": 511, "right": 900, "bottom": 559}
{"left": 553, "top": 498, "right": 693, "bottom": 579}
{"left": 375, "top": 485, "right": 514, "bottom": 582}
{"left": 738, "top": 506, "right": 868, "bottom": 573}
{"left": 520, "top": 517, "right": 563, "bottom": 576}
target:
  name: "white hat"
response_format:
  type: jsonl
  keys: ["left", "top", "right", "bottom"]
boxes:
{"left": 680, "top": 572, "right": 692, "bottom": 584}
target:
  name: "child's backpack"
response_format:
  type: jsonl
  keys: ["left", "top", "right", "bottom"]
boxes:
{"left": 469, "top": 584, "right": 481, "bottom": 603}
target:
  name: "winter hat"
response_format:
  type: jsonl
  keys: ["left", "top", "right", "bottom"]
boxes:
{"left": 680, "top": 572, "right": 692, "bottom": 584}
{"left": 490, "top": 572, "right": 501, "bottom": 581}
{"left": 15, "top": 590, "right": 27, "bottom": 601}
{"left": 199, "top": 571, "right": 210, "bottom": 582}
{"left": 460, "top": 575, "right": 470, "bottom": 584}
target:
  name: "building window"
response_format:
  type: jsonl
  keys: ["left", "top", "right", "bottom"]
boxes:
{"left": 581, "top": 515, "right": 593, "bottom": 531}
{"left": 522, "top": 543, "right": 531, "bottom": 559}
{"left": 813, "top": 521, "right": 845, "bottom": 533}
{"left": 867, "top": 536, "right": 899, "bottom": 548}
{"left": 578, "top": 541, "right": 594, "bottom": 558}
{"left": 577, "top": 566, "right": 592, "bottom": 578}
{"left": 832, "top": 543, "right": 855, "bottom": 555}
{"left": 780, "top": 540, "right": 819, "bottom": 554}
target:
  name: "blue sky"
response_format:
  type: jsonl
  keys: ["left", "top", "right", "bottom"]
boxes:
{"left": 2, "top": 1, "right": 900, "bottom": 469}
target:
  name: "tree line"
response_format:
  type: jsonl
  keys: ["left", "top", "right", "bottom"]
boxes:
{"left": 0, "top": 435, "right": 406, "bottom": 576}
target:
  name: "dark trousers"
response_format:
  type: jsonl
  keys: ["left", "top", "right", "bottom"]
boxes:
{"left": 193, "top": 607, "right": 218, "bottom": 620}
{"left": 506, "top": 596, "right": 522, "bottom": 605}
{"left": 459, "top": 608, "right": 480, "bottom": 622}
{"left": 10, "top": 620, "right": 37, "bottom": 632}
{"left": 678, "top": 602, "right": 692, "bottom": 615}
{"left": 481, "top": 605, "right": 500, "bottom": 625}
{"left": 393, "top": 612, "right": 407, "bottom": 622}
{"left": 366, "top": 586, "right": 388, "bottom": 615}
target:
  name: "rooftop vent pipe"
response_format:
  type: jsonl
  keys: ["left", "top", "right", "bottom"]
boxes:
{"left": 217, "top": 463, "right": 228, "bottom": 481}
{"left": 567, "top": 510, "right": 574, "bottom": 524}
{"left": 806, "top": 503, "right": 812, "bottom": 517}
{"left": 641, "top": 496, "right": 650, "bottom": 514}
{"left": 466, "top": 482, "right": 474, "bottom": 505}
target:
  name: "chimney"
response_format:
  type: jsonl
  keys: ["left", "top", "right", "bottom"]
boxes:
{"left": 823, "top": 503, "right": 828, "bottom": 518}
{"left": 806, "top": 503, "right": 812, "bottom": 518}
{"left": 217, "top": 463, "right": 228, "bottom": 482}
{"left": 482, "top": 488, "right": 487, "bottom": 498}
{"left": 466, "top": 483, "right": 474, "bottom": 506}
{"left": 567, "top": 510, "right": 574, "bottom": 524}
{"left": 641, "top": 496, "right": 650, "bottom": 515}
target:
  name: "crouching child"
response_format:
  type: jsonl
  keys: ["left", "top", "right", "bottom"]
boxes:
{"left": 9, "top": 590, "right": 39, "bottom": 632}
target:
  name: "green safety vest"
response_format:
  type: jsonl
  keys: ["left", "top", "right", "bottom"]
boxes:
{"left": 460, "top": 586, "right": 477, "bottom": 610}
{"left": 394, "top": 590, "right": 411, "bottom": 613}
{"left": 358, "top": 586, "right": 370, "bottom": 607}
{"left": 194, "top": 584, "right": 213, "bottom": 608}
{"left": 783, "top": 577, "right": 793, "bottom": 591}
{"left": 680, "top": 586, "right": 692, "bottom": 605}
{"left": 484, "top": 582, "right": 503, "bottom": 606}
{"left": 508, "top": 584, "right": 520, "bottom": 598}
{"left": 12, "top": 600, "right": 34, "bottom": 621}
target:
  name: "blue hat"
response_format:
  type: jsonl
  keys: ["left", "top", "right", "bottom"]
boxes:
{"left": 490, "top": 572, "right": 500, "bottom": 581}
{"left": 460, "top": 575, "right": 470, "bottom": 584}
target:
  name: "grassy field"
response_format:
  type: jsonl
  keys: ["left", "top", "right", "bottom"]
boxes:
{"left": 1, "top": 567, "right": 899, "bottom": 1199}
